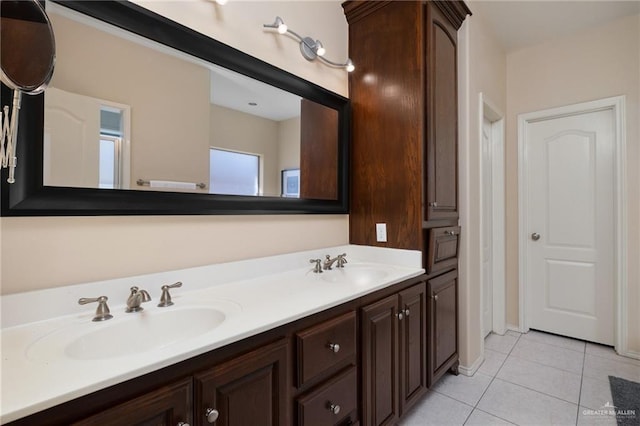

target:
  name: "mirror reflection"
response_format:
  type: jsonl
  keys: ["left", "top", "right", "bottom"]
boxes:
{"left": 43, "top": 3, "right": 339, "bottom": 200}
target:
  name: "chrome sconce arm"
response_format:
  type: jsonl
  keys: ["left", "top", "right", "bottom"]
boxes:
{"left": 263, "top": 16, "right": 354, "bottom": 72}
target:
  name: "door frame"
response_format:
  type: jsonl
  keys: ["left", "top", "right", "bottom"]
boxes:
{"left": 479, "top": 93, "right": 506, "bottom": 341}
{"left": 517, "top": 96, "right": 628, "bottom": 353}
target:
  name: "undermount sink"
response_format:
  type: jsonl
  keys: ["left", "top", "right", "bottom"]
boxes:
{"left": 321, "top": 265, "right": 390, "bottom": 286}
{"left": 27, "top": 306, "right": 227, "bottom": 361}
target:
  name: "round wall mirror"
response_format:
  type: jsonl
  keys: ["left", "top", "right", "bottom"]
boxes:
{"left": 1, "top": 0, "right": 56, "bottom": 94}
{"left": 1, "top": 0, "right": 56, "bottom": 183}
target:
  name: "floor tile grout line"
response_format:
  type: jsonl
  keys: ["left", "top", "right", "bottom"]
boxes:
{"left": 584, "top": 350, "right": 640, "bottom": 367}
{"left": 576, "top": 338, "right": 587, "bottom": 425}
{"left": 472, "top": 407, "right": 519, "bottom": 425}
{"left": 506, "top": 351, "right": 584, "bottom": 377}
{"left": 520, "top": 336, "right": 587, "bottom": 354}
{"left": 516, "top": 335, "right": 589, "bottom": 358}
{"left": 492, "top": 376, "right": 581, "bottom": 406}
{"left": 469, "top": 332, "right": 523, "bottom": 425}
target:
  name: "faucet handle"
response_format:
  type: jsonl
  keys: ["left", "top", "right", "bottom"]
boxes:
{"left": 158, "top": 281, "right": 182, "bottom": 307}
{"left": 310, "top": 258, "right": 323, "bottom": 274}
{"left": 78, "top": 296, "right": 113, "bottom": 322}
{"left": 336, "top": 253, "right": 347, "bottom": 268}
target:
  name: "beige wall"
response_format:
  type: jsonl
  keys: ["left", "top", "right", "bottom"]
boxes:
{"left": 506, "top": 14, "right": 640, "bottom": 352}
{"left": 49, "top": 12, "right": 211, "bottom": 188}
{"left": 278, "top": 116, "right": 301, "bottom": 174}
{"left": 458, "top": 9, "right": 507, "bottom": 368}
{"left": 0, "top": 1, "right": 349, "bottom": 295}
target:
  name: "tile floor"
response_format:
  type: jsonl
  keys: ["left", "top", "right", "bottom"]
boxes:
{"left": 400, "top": 330, "right": 640, "bottom": 425}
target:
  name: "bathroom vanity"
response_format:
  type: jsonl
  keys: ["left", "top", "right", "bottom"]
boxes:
{"left": 1, "top": 245, "right": 459, "bottom": 425}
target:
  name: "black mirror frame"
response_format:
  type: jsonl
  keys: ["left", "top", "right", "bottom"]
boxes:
{"left": 0, "top": 0, "right": 349, "bottom": 216}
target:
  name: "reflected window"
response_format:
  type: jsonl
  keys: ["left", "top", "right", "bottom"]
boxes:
{"left": 99, "top": 136, "right": 121, "bottom": 189}
{"left": 210, "top": 148, "right": 260, "bottom": 196}
{"left": 99, "top": 107, "right": 123, "bottom": 189}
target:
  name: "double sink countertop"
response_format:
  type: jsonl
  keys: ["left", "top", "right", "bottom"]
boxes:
{"left": 0, "top": 244, "right": 423, "bottom": 424}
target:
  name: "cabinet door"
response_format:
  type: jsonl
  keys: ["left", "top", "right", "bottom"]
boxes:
{"left": 425, "top": 2, "right": 459, "bottom": 221}
{"left": 194, "top": 338, "right": 289, "bottom": 426}
{"left": 361, "top": 294, "right": 399, "bottom": 426}
{"left": 72, "top": 377, "right": 193, "bottom": 426}
{"left": 398, "top": 283, "right": 427, "bottom": 415}
{"left": 427, "top": 270, "right": 459, "bottom": 387}
{"left": 300, "top": 98, "right": 339, "bottom": 200}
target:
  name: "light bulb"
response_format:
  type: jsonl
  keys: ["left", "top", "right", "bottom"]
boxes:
{"left": 215, "top": 0, "right": 228, "bottom": 4}
{"left": 271, "top": 17, "right": 288, "bottom": 34}
{"left": 345, "top": 59, "right": 355, "bottom": 73}
{"left": 315, "top": 41, "right": 325, "bottom": 57}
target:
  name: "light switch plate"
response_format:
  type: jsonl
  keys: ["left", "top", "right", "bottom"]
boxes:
{"left": 376, "top": 223, "right": 387, "bottom": 242}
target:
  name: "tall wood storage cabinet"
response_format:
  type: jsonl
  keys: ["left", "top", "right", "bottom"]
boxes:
{"left": 343, "top": 0, "right": 470, "bottom": 393}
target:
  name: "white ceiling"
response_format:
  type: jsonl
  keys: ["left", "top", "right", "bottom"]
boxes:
{"left": 210, "top": 64, "right": 301, "bottom": 122}
{"left": 469, "top": 0, "right": 640, "bottom": 52}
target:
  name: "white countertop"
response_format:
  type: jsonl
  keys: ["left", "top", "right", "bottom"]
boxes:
{"left": 0, "top": 244, "right": 423, "bottom": 424}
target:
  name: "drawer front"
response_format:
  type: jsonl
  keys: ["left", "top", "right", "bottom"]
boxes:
{"left": 297, "top": 367, "right": 358, "bottom": 426}
{"left": 426, "top": 226, "right": 460, "bottom": 274}
{"left": 296, "top": 310, "right": 356, "bottom": 387}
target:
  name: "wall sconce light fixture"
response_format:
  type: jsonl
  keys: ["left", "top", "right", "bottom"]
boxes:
{"left": 263, "top": 16, "right": 354, "bottom": 72}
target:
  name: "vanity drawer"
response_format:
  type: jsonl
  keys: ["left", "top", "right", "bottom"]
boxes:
{"left": 296, "top": 310, "right": 356, "bottom": 387}
{"left": 296, "top": 366, "right": 357, "bottom": 426}
{"left": 426, "top": 226, "right": 460, "bottom": 274}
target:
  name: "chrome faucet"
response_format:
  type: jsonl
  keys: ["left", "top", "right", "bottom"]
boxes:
{"left": 126, "top": 286, "right": 151, "bottom": 312}
{"left": 310, "top": 258, "right": 323, "bottom": 273}
{"left": 323, "top": 253, "right": 347, "bottom": 270}
{"left": 158, "top": 281, "right": 183, "bottom": 307}
{"left": 78, "top": 296, "right": 113, "bottom": 322}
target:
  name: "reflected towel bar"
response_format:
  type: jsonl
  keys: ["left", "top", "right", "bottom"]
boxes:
{"left": 136, "top": 179, "right": 206, "bottom": 189}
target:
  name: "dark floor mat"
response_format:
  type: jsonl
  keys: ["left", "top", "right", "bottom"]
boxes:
{"left": 609, "top": 375, "right": 640, "bottom": 426}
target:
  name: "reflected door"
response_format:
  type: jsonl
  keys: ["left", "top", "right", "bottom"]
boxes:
{"left": 44, "top": 87, "right": 101, "bottom": 187}
{"left": 526, "top": 108, "right": 614, "bottom": 345}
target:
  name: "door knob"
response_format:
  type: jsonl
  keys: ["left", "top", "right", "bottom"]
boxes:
{"left": 531, "top": 232, "right": 541, "bottom": 241}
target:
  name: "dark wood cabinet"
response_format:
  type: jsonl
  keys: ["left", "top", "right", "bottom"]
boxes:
{"left": 398, "top": 284, "right": 427, "bottom": 414}
{"left": 344, "top": 0, "right": 468, "bottom": 400}
{"left": 72, "top": 377, "right": 193, "bottom": 426}
{"left": 361, "top": 282, "right": 427, "bottom": 426}
{"left": 426, "top": 226, "right": 461, "bottom": 274}
{"left": 344, "top": 0, "right": 469, "bottom": 251}
{"left": 427, "top": 269, "right": 459, "bottom": 387}
{"left": 425, "top": 1, "right": 460, "bottom": 222}
{"left": 361, "top": 294, "right": 399, "bottom": 426}
{"left": 296, "top": 367, "right": 358, "bottom": 426}
{"left": 299, "top": 99, "right": 339, "bottom": 200}
{"left": 194, "top": 338, "right": 289, "bottom": 426}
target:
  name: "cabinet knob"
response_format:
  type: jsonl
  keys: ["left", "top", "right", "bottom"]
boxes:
{"left": 404, "top": 308, "right": 410, "bottom": 317}
{"left": 328, "top": 402, "right": 341, "bottom": 415}
{"left": 327, "top": 343, "right": 340, "bottom": 353}
{"left": 397, "top": 312, "right": 404, "bottom": 320}
{"left": 433, "top": 295, "right": 439, "bottom": 301}
{"left": 445, "top": 230, "right": 456, "bottom": 236}
{"left": 429, "top": 201, "right": 438, "bottom": 207}
{"left": 205, "top": 408, "right": 219, "bottom": 423}
{"left": 177, "top": 423, "right": 190, "bottom": 426}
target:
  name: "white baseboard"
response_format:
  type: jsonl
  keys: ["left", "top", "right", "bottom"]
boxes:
{"left": 459, "top": 354, "right": 484, "bottom": 376}
{"left": 617, "top": 349, "right": 640, "bottom": 361}
{"left": 507, "top": 323, "right": 525, "bottom": 333}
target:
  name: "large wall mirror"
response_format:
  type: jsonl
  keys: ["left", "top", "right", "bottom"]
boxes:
{"left": 0, "top": 0, "right": 349, "bottom": 215}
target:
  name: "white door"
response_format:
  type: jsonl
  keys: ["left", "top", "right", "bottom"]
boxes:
{"left": 482, "top": 117, "right": 493, "bottom": 337}
{"left": 44, "top": 87, "right": 101, "bottom": 188}
{"left": 526, "top": 108, "right": 614, "bottom": 345}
